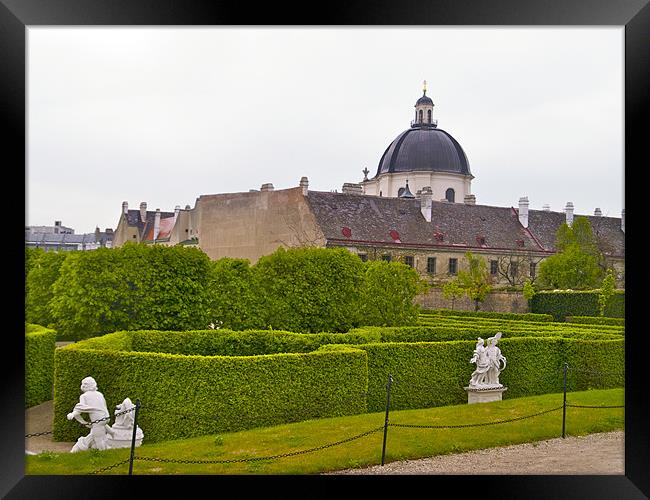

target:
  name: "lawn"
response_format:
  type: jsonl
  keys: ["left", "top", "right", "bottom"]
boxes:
{"left": 25, "top": 387, "right": 624, "bottom": 475}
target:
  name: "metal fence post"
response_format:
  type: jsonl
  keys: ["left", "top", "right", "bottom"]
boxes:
{"left": 129, "top": 398, "right": 141, "bottom": 475}
{"left": 562, "top": 363, "right": 568, "bottom": 438}
{"left": 381, "top": 374, "right": 393, "bottom": 466}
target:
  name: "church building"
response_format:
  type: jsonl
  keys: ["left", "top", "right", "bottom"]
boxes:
{"left": 113, "top": 84, "right": 625, "bottom": 288}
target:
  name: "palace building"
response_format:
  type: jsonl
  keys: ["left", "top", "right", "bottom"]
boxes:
{"left": 113, "top": 84, "right": 625, "bottom": 289}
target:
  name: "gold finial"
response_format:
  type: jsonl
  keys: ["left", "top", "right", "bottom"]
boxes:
{"left": 423, "top": 80, "right": 427, "bottom": 95}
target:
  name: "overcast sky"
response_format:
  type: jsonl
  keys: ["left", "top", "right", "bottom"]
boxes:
{"left": 27, "top": 27, "right": 624, "bottom": 234}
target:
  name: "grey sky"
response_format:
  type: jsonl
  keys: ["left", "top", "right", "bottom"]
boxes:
{"left": 27, "top": 27, "right": 624, "bottom": 234}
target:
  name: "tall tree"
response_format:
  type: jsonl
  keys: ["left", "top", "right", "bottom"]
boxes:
{"left": 457, "top": 251, "right": 492, "bottom": 311}
{"left": 538, "top": 217, "right": 605, "bottom": 290}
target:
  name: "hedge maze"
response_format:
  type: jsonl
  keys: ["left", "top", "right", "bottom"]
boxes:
{"left": 51, "top": 311, "right": 624, "bottom": 444}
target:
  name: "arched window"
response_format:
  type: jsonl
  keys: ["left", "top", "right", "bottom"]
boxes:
{"left": 418, "top": 109, "right": 423, "bottom": 122}
{"left": 427, "top": 109, "right": 432, "bottom": 123}
{"left": 379, "top": 190, "right": 383, "bottom": 197}
{"left": 445, "top": 188, "right": 455, "bottom": 203}
{"left": 397, "top": 187, "right": 405, "bottom": 197}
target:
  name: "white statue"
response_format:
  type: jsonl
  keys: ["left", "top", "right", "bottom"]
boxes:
{"left": 105, "top": 397, "right": 144, "bottom": 449}
{"left": 67, "top": 376, "right": 111, "bottom": 453}
{"left": 485, "top": 333, "right": 507, "bottom": 386}
{"left": 469, "top": 337, "right": 490, "bottom": 387}
{"left": 469, "top": 333, "right": 506, "bottom": 388}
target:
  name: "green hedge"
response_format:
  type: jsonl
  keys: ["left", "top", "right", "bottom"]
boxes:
{"left": 52, "top": 335, "right": 368, "bottom": 443}
{"left": 530, "top": 290, "right": 625, "bottom": 321}
{"left": 130, "top": 329, "right": 381, "bottom": 356}
{"left": 355, "top": 337, "right": 624, "bottom": 412}
{"left": 420, "top": 309, "right": 555, "bottom": 323}
{"left": 566, "top": 316, "right": 625, "bottom": 326}
{"left": 25, "top": 324, "right": 57, "bottom": 408}
{"left": 52, "top": 324, "right": 623, "bottom": 443}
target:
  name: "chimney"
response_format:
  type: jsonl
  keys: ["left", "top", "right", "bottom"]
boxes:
{"left": 464, "top": 194, "right": 476, "bottom": 205}
{"left": 153, "top": 208, "right": 161, "bottom": 241}
{"left": 621, "top": 209, "right": 625, "bottom": 233}
{"left": 594, "top": 207, "right": 602, "bottom": 217}
{"left": 341, "top": 182, "right": 363, "bottom": 195}
{"left": 542, "top": 204, "right": 550, "bottom": 212}
{"left": 122, "top": 201, "right": 128, "bottom": 215}
{"left": 420, "top": 186, "right": 433, "bottom": 222}
{"left": 300, "top": 176, "right": 309, "bottom": 196}
{"left": 260, "top": 183, "right": 274, "bottom": 192}
{"left": 564, "top": 202, "right": 574, "bottom": 227}
{"left": 140, "top": 202, "right": 147, "bottom": 223}
{"left": 518, "top": 196, "right": 529, "bottom": 228}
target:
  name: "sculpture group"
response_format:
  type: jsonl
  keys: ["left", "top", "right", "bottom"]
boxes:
{"left": 468, "top": 332, "right": 507, "bottom": 388}
{"left": 67, "top": 376, "right": 143, "bottom": 453}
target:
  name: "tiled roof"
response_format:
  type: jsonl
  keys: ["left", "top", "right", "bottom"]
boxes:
{"left": 305, "top": 191, "right": 624, "bottom": 257}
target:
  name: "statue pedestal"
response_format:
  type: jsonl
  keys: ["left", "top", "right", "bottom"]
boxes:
{"left": 464, "top": 386, "right": 508, "bottom": 404}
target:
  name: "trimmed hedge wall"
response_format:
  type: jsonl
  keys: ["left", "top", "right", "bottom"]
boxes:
{"left": 52, "top": 323, "right": 624, "bottom": 444}
{"left": 420, "top": 309, "right": 555, "bottom": 323}
{"left": 356, "top": 337, "right": 624, "bottom": 413}
{"left": 53, "top": 334, "right": 368, "bottom": 443}
{"left": 25, "top": 324, "right": 56, "bottom": 408}
{"left": 530, "top": 290, "right": 625, "bottom": 321}
{"left": 567, "top": 316, "right": 625, "bottom": 326}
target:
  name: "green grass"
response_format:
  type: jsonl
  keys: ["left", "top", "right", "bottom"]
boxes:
{"left": 25, "top": 387, "right": 623, "bottom": 475}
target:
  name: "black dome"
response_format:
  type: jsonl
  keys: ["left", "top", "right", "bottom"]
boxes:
{"left": 376, "top": 127, "right": 471, "bottom": 177}
{"left": 416, "top": 95, "right": 433, "bottom": 106}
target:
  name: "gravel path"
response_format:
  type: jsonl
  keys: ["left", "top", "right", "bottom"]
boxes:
{"left": 324, "top": 431, "right": 624, "bottom": 475}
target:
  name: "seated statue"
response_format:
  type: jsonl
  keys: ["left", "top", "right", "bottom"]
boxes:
{"left": 105, "top": 397, "right": 144, "bottom": 449}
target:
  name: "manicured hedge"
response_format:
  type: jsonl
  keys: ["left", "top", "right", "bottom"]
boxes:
{"left": 52, "top": 334, "right": 368, "bottom": 443}
{"left": 530, "top": 290, "right": 625, "bottom": 321}
{"left": 356, "top": 337, "right": 624, "bottom": 412}
{"left": 130, "top": 329, "right": 381, "bottom": 356}
{"left": 420, "top": 309, "right": 555, "bottom": 323}
{"left": 25, "top": 324, "right": 56, "bottom": 408}
{"left": 52, "top": 323, "right": 624, "bottom": 444}
{"left": 566, "top": 316, "right": 625, "bottom": 326}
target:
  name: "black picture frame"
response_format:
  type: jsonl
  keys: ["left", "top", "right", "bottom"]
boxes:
{"left": 2, "top": 1, "right": 647, "bottom": 498}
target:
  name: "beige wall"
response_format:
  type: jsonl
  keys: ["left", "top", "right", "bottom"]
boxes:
{"left": 195, "top": 187, "right": 326, "bottom": 263}
{"left": 415, "top": 287, "right": 530, "bottom": 312}
{"left": 113, "top": 214, "right": 140, "bottom": 247}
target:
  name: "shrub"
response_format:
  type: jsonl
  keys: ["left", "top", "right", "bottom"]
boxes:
{"left": 359, "top": 260, "right": 425, "bottom": 326}
{"left": 25, "top": 324, "right": 56, "bottom": 408}
{"left": 25, "top": 250, "right": 68, "bottom": 331}
{"left": 419, "top": 309, "right": 554, "bottom": 322}
{"left": 566, "top": 316, "right": 625, "bottom": 326}
{"left": 530, "top": 290, "right": 625, "bottom": 321}
{"left": 253, "top": 247, "right": 366, "bottom": 333}
{"left": 49, "top": 244, "right": 213, "bottom": 339}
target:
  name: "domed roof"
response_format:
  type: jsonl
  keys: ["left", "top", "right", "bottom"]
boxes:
{"left": 415, "top": 94, "right": 433, "bottom": 106}
{"left": 375, "top": 127, "right": 471, "bottom": 177}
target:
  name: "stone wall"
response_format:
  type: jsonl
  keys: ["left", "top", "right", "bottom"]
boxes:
{"left": 415, "top": 287, "right": 529, "bottom": 313}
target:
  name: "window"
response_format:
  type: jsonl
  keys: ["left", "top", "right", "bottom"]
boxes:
{"left": 427, "top": 109, "right": 432, "bottom": 123}
{"left": 529, "top": 262, "right": 536, "bottom": 278}
{"left": 379, "top": 191, "right": 382, "bottom": 197}
{"left": 490, "top": 260, "right": 498, "bottom": 275}
{"left": 359, "top": 253, "right": 368, "bottom": 262}
{"left": 445, "top": 188, "right": 455, "bottom": 203}
{"left": 449, "top": 258, "right": 458, "bottom": 275}
{"left": 404, "top": 255, "right": 414, "bottom": 268}
{"left": 510, "top": 262, "right": 518, "bottom": 279}
{"left": 419, "top": 109, "right": 423, "bottom": 122}
{"left": 427, "top": 257, "right": 436, "bottom": 274}
{"left": 382, "top": 254, "right": 392, "bottom": 262}
{"left": 397, "top": 187, "right": 405, "bottom": 197}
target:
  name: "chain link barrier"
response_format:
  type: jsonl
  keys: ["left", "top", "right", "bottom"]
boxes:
{"left": 89, "top": 459, "right": 131, "bottom": 475}
{"left": 132, "top": 425, "right": 385, "bottom": 466}
{"left": 25, "top": 430, "right": 54, "bottom": 438}
{"left": 566, "top": 403, "right": 625, "bottom": 409}
{"left": 389, "top": 405, "right": 564, "bottom": 429}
